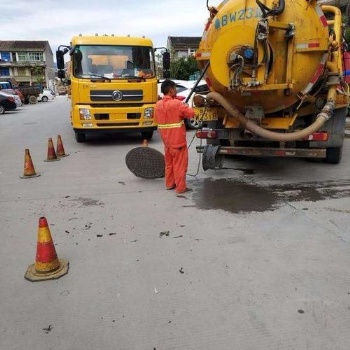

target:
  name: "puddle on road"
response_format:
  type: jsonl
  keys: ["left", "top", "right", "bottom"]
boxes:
{"left": 192, "top": 178, "right": 350, "bottom": 213}
{"left": 193, "top": 179, "right": 278, "bottom": 213}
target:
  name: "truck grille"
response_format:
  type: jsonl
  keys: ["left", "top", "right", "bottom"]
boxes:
{"left": 94, "top": 113, "right": 141, "bottom": 120}
{"left": 90, "top": 90, "right": 143, "bottom": 102}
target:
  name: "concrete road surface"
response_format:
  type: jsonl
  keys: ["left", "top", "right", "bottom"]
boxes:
{"left": 0, "top": 97, "right": 350, "bottom": 350}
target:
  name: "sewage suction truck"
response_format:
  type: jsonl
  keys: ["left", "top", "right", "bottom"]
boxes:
{"left": 192, "top": 0, "right": 350, "bottom": 167}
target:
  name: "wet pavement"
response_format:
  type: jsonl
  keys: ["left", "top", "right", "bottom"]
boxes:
{"left": 192, "top": 178, "right": 350, "bottom": 213}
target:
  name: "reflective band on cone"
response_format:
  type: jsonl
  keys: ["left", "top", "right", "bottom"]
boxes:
{"left": 56, "top": 135, "right": 69, "bottom": 157}
{"left": 20, "top": 149, "right": 40, "bottom": 179}
{"left": 25, "top": 217, "right": 69, "bottom": 282}
{"left": 44, "top": 138, "right": 60, "bottom": 162}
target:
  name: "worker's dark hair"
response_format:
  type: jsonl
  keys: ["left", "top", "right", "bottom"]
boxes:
{"left": 161, "top": 79, "right": 176, "bottom": 95}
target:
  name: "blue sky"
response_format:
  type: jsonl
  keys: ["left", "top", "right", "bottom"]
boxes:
{"left": 2, "top": 0, "right": 211, "bottom": 55}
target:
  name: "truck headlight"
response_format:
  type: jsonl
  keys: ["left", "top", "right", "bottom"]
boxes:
{"left": 79, "top": 108, "right": 92, "bottom": 120}
{"left": 144, "top": 107, "right": 154, "bottom": 119}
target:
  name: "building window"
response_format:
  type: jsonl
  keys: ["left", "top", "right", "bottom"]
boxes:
{"left": 0, "top": 52, "right": 11, "bottom": 62}
{"left": 0, "top": 68, "right": 10, "bottom": 76}
{"left": 17, "top": 52, "right": 43, "bottom": 62}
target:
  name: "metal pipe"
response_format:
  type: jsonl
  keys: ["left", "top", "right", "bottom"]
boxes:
{"left": 184, "top": 61, "right": 210, "bottom": 104}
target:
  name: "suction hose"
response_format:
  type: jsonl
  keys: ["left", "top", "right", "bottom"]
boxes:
{"left": 206, "top": 91, "right": 336, "bottom": 142}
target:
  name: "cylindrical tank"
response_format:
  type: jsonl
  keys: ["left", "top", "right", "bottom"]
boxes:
{"left": 197, "top": 0, "right": 330, "bottom": 114}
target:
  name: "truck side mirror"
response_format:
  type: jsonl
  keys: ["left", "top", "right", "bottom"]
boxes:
{"left": 162, "top": 51, "right": 170, "bottom": 79}
{"left": 58, "top": 70, "right": 65, "bottom": 79}
{"left": 56, "top": 50, "right": 65, "bottom": 70}
{"left": 163, "top": 70, "right": 170, "bottom": 79}
{"left": 162, "top": 51, "right": 170, "bottom": 70}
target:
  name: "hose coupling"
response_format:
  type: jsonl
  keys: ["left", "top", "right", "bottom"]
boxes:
{"left": 318, "top": 101, "right": 335, "bottom": 121}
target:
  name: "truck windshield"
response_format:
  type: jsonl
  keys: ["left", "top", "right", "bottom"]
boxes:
{"left": 71, "top": 45, "right": 155, "bottom": 80}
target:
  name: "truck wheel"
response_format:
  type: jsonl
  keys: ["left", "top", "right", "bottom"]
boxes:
{"left": 325, "top": 147, "right": 343, "bottom": 164}
{"left": 141, "top": 131, "right": 153, "bottom": 140}
{"left": 0, "top": 105, "right": 5, "bottom": 114}
{"left": 29, "top": 95, "right": 37, "bottom": 104}
{"left": 202, "top": 145, "right": 224, "bottom": 170}
{"left": 75, "top": 132, "right": 86, "bottom": 143}
{"left": 186, "top": 117, "right": 202, "bottom": 130}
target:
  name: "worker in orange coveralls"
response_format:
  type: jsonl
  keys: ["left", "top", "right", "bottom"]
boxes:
{"left": 155, "top": 80, "right": 195, "bottom": 194}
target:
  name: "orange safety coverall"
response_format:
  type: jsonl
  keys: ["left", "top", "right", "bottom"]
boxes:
{"left": 155, "top": 95, "right": 195, "bottom": 193}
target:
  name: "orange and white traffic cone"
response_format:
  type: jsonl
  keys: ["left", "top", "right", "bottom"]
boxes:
{"left": 142, "top": 139, "right": 148, "bottom": 147}
{"left": 56, "top": 135, "right": 69, "bottom": 157}
{"left": 44, "top": 138, "right": 60, "bottom": 162}
{"left": 25, "top": 217, "right": 69, "bottom": 282}
{"left": 20, "top": 149, "right": 40, "bottom": 179}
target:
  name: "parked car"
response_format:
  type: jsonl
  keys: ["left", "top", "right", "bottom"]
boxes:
{"left": 12, "top": 93, "right": 22, "bottom": 107}
{"left": 47, "top": 88, "right": 56, "bottom": 97}
{"left": 0, "top": 91, "right": 22, "bottom": 107}
{"left": 0, "top": 91, "right": 17, "bottom": 114}
{"left": 37, "top": 89, "right": 55, "bottom": 102}
{"left": 0, "top": 82, "right": 23, "bottom": 106}
{"left": 157, "top": 79, "right": 209, "bottom": 129}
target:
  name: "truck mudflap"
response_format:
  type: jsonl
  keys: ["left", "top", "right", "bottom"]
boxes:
{"left": 197, "top": 145, "right": 327, "bottom": 169}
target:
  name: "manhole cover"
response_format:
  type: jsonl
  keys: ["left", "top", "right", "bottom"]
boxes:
{"left": 125, "top": 146, "right": 165, "bottom": 179}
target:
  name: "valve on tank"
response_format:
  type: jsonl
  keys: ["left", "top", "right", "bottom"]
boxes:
{"left": 228, "top": 46, "right": 261, "bottom": 89}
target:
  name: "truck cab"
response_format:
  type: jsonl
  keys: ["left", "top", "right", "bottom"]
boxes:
{"left": 57, "top": 35, "right": 158, "bottom": 142}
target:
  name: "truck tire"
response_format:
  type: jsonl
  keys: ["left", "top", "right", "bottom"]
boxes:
{"left": 185, "top": 117, "right": 202, "bottom": 130}
{"left": 202, "top": 145, "right": 224, "bottom": 170}
{"left": 29, "top": 95, "right": 37, "bottom": 104}
{"left": 141, "top": 131, "right": 153, "bottom": 140}
{"left": 75, "top": 132, "right": 86, "bottom": 143}
{"left": 325, "top": 146, "right": 343, "bottom": 164}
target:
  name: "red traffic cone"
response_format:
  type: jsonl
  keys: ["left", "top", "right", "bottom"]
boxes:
{"left": 44, "top": 138, "right": 60, "bottom": 162}
{"left": 56, "top": 135, "right": 69, "bottom": 157}
{"left": 142, "top": 139, "right": 148, "bottom": 147}
{"left": 20, "top": 149, "right": 40, "bottom": 179}
{"left": 25, "top": 217, "right": 69, "bottom": 281}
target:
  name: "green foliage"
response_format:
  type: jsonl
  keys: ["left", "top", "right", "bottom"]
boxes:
{"left": 345, "top": 27, "right": 350, "bottom": 44}
{"left": 30, "top": 66, "right": 45, "bottom": 85}
{"left": 170, "top": 56, "right": 199, "bottom": 80}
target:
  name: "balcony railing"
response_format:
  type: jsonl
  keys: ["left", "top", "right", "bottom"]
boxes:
{"left": 0, "top": 61, "right": 46, "bottom": 67}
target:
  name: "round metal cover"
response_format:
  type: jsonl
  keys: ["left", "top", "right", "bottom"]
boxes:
{"left": 125, "top": 146, "right": 165, "bottom": 179}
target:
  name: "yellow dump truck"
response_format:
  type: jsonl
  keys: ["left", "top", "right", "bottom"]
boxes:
{"left": 56, "top": 35, "right": 157, "bottom": 142}
{"left": 192, "top": 0, "right": 349, "bottom": 166}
